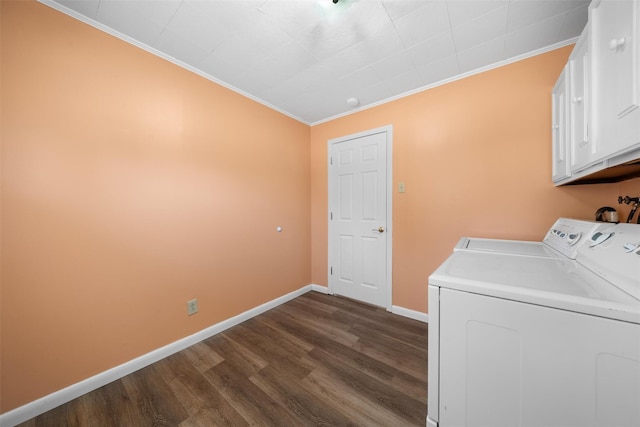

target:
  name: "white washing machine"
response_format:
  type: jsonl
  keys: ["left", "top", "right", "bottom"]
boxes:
{"left": 428, "top": 223, "right": 640, "bottom": 427}
{"left": 454, "top": 218, "right": 610, "bottom": 259}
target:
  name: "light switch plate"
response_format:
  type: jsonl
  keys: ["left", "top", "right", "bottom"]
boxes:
{"left": 187, "top": 299, "right": 198, "bottom": 316}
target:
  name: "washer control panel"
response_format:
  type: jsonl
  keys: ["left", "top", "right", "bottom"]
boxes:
{"left": 589, "top": 231, "right": 615, "bottom": 247}
{"left": 623, "top": 242, "right": 640, "bottom": 253}
{"left": 543, "top": 218, "right": 608, "bottom": 258}
{"left": 577, "top": 223, "right": 640, "bottom": 299}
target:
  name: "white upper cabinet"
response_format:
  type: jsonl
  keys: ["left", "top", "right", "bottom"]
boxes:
{"left": 590, "top": 0, "right": 640, "bottom": 160}
{"left": 552, "top": 68, "right": 570, "bottom": 182}
{"left": 568, "top": 29, "right": 592, "bottom": 172}
{"left": 552, "top": 0, "right": 640, "bottom": 185}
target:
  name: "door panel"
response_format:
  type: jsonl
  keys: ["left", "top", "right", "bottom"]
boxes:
{"left": 329, "top": 127, "right": 391, "bottom": 308}
{"left": 339, "top": 235, "right": 353, "bottom": 282}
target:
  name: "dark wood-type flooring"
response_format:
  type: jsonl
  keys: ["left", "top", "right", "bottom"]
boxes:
{"left": 18, "top": 291, "right": 428, "bottom": 426}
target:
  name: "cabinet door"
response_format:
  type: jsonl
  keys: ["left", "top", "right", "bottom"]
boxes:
{"left": 569, "top": 30, "right": 591, "bottom": 172}
{"left": 552, "top": 68, "right": 570, "bottom": 182}
{"left": 591, "top": 0, "right": 640, "bottom": 159}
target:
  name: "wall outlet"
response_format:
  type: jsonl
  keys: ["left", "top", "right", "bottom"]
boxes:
{"left": 187, "top": 299, "right": 198, "bottom": 316}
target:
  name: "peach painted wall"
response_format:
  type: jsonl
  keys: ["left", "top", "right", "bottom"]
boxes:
{"left": 2, "top": 0, "right": 637, "bottom": 417}
{"left": 1, "top": 1, "right": 310, "bottom": 413}
{"left": 310, "top": 46, "right": 620, "bottom": 315}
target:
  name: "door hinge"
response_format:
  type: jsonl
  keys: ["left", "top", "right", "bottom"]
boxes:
{"left": 330, "top": 212, "right": 333, "bottom": 220}
{"left": 330, "top": 156, "right": 333, "bottom": 165}
{"left": 330, "top": 266, "right": 333, "bottom": 275}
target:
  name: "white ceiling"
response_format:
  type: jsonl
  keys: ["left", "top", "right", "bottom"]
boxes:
{"left": 41, "top": 0, "right": 589, "bottom": 124}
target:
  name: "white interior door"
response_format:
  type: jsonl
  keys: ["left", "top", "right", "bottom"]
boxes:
{"left": 328, "top": 126, "right": 392, "bottom": 309}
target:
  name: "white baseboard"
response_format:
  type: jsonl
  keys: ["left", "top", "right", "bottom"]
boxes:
{"left": 309, "top": 283, "right": 329, "bottom": 294}
{"left": 392, "top": 305, "right": 429, "bottom": 323}
{"left": 310, "top": 285, "right": 427, "bottom": 323}
{"left": 0, "top": 285, "right": 316, "bottom": 427}
{"left": 310, "top": 284, "right": 427, "bottom": 323}
{"left": 0, "top": 284, "right": 424, "bottom": 426}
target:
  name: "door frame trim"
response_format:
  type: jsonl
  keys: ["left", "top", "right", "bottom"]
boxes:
{"left": 327, "top": 125, "right": 393, "bottom": 311}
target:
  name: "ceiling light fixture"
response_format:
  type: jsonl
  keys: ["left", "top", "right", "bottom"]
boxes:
{"left": 346, "top": 97, "right": 359, "bottom": 107}
{"left": 317, "top": 0, "right": 350, "bottom": 14}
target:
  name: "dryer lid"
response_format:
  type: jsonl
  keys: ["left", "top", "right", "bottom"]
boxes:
{"left": 458, "top": 237, "right": 562, "bottom": 258}
{"left": 429, "top": 251, "right": 640, "bottom": 324}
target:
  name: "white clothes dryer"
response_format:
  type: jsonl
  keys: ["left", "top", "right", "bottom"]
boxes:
{"left": 454, "top": 218, "right": 610, "bottom": 259}
{"left": 428, "top": 223, "right": 640, "bottom": 427}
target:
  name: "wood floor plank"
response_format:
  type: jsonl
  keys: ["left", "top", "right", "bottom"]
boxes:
{"left": 221, "top": 329, "right": 309, "bottom": 379}
{"left": 301, "top": 293, "right": 428, "bottom": 355}
{"left": 285, "top": 293, "right": 339, "bottom": 316}
{"left": 350, "top": 335, "right": 427, "bottom": 380}
{"left": 268, "top": 304, "right": 362, "bottom": 348}
{"left": 223, "top": 322, "right": 310, "bottom": 374}
{"left": 18, "top": 292, "right": 428, "bottom": 427}
{"left": 203, "top": 361, "right": 299, "bottom": 427}
{"left": 303, "top": 326, "right": 427, "bottom": 403}
{"left": 203, "top": 333, "right": 267, "bottom": 376}
{"left": 239, "top": 317, "right": 312, "bottom": 359}
{"left": 92, "top": 378, "right": 151, "bottom": 426}
{"left": 182, "top": 341, "right": 225, "bottom": 373}
{"left": 391, "top": 370, "right": 428, "bottom": 405}
{"left": 306, "top": 346, "right": 426, "bottom": 425}
{"left": 302, "top": 291, "right": 378, "bottom": 316}
{"left": 152, "top": 352, "right": 248, "bottom": 426}
{"left": 177, "top": 406, "right": 246, "bottom": 427}
{"left": 250, "top": 365, "right": 356, "bottom": 426}
{"left": 334, "top": 308, "right": 428, "bottom": 352}
{"left": 301, "top": 362, "right": 414, "bottom": 426}
{"left": 34, "top": 385, "right": 116, "bottom": 427}
{"left": 251, "top": 314, "right": 315, "bottom": 354}
{"left": 274, "top": 303, "right": 361, "bottom": 346}
{"left": 263, "top": 302, "right": 424, "bottom": 390}
{"left": 120, "top": 363, "right": 189, "bottom": 426}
